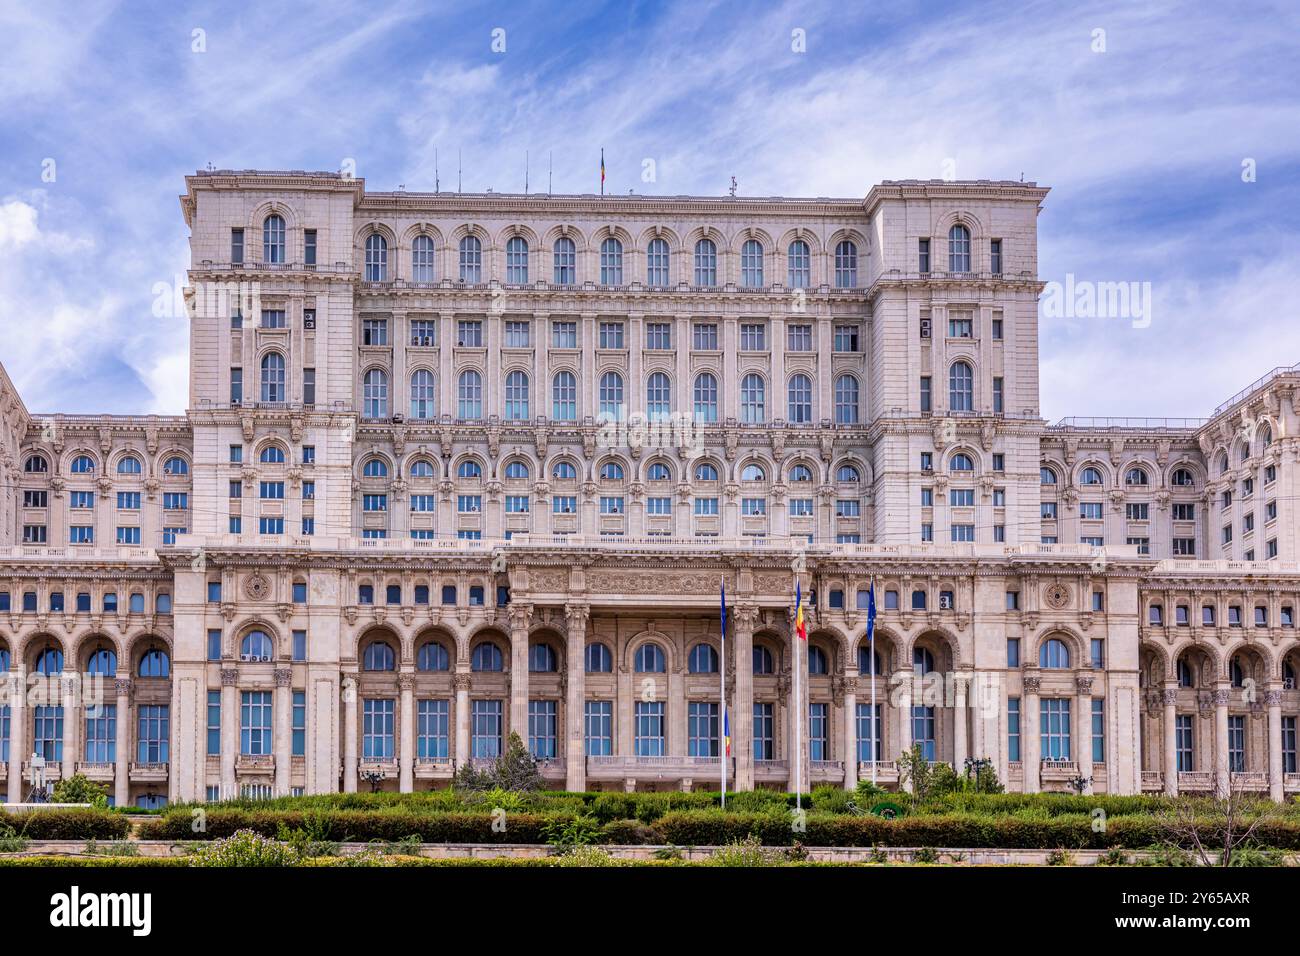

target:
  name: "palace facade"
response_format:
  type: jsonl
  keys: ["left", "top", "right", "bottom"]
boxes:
{"left": 1, "top": 170, "right": 1298, "bottom": 807}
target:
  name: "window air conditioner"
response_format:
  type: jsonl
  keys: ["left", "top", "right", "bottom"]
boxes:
{"left": 939, "top": 595, "right": 953, "bottom": 610}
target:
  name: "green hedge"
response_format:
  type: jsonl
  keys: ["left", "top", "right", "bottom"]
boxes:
{"left": 140, "top": 809, "right": 563, "bottom": 843}
{"left": 0, "top": 810, "right": 131, "bottom": 841}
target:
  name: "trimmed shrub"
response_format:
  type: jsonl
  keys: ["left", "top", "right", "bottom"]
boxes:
{"left": 0, "top": 810, "right": 130, "bottom": 842}
{"left": 600, "top": 819, "right": 665, "bottom": 845}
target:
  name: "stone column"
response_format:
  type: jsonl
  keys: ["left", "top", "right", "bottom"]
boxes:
{"left": 1213, "top": 684, "right": 1230, "bottom": 797}
{"left": 953, "top": 673, "right": 968, "bottom": 771}
{"left": 114, "top": 678, "right": 131, "bottom": 807}
{"left": 62, "top": 674, "right": 80, "bottom": 780}
{"left": 399, "top": 672, "right": 415, "bottom": 793}
{"left": 454, "top": 672, "right": 471, "bottom": 767}
{"left": 6, "top": 673, "right": 24, "bottom": 803}
{"left": 1267, "top": 687, "right": 1284, "bottom": 802}
{"left": 274, "top": 669, "right": 292, "bottom": 795}
{"left": 1076, "top": 675, "right": 1093, "bottom": 790}
{"left": 565, "top": 605, "right": 589, "bottom": 792}
{"left": 509, "top": 603, "right": 533, "bottom": 743}
{"left": 220, "top": 668, "right": 238, "bottom": 799}
{"left": 734, "top": 606, "right": 756, "bottom": 791}
{"left": 342, "top": 674, "right": 358, "bottom": 793}
{"left": 1022, "top": 674, "right": 1041, "bottom": 793}
{"left": 1163, "top": 686, "right": 1179, "bottom": 796}
{"left": 842, "top": 674, "right": 858, "bottom": 791}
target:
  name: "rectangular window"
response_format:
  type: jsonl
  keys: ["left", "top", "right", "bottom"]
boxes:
{"left": 206, "top": 692, "right": 220, "bottom": 756}
{"left": 950, "top": 488, "right": 975, "bottom": 507}
{"left": 240, "top": 691, "right": 272, "bottom": 755}
{"left": 1091, "top": 698, "right": 1105, "bottom": 763}
{"left": 600, "top": 496, "right": 624, "bottom": 515}
{"left": 834, "top": 325, "right": 859, "bottom": 352}
{"left": 835, "top": 499, "right": 861, "bottom": 518}
{"left": 1172, "top": 538, "right": 1196, "bottom": 556}
{"left": 163, "top": 492, "right": 188, "bottom": 510}
{"left": 551, "top": 320, "right": 578, "bottom": 349}
{"left": 809, "top": 702, "right": 829, "bottom": 761}
{"left": 948, "top": 316, "right": 973, "bottom": 338}
{"left": 1284, "top": 716, "right": 1297, "bottom": 774}
{"left": 645, "top": 496, "right": 672, "bottom": 516}
{"left": 786, "top": 324, "right": 813, "bottom": 351}
{"left": 739, "top": 323, "right": 766, "bottom": 351}
{"left": 457, "top": 495, "right": 482, "bottom": 513}
{"left": 85, "top": 703, "right": 116, "bottom": 763}
{"left": 990, "top": 238, "right": 1002, "bottom": 274}
{"left": 598, "top": 322, "right": 624, "bottom": 349}
{"left": 855, "top": 702, "right": 883, "bottom": 762}
{"left": 992, "top": 488, "right": 1006, "bottom": 507}
{"left": 911, "top": 706, "right": 936, "bottom": 760}
{"left": 416, "top": 699, "right": 449, "bottom": 759}
{"left": 1080, "top": 502, "right": 1103, "bottom": 520}
{"left": 292, "top": 629, "right": 307, "bottom": 661}
{"left": 69, "top": 526, "right": 94, "bottom": 545}
{"left": 1228, "top": 714, "right": 1246, "bottom": 773}
{"left": 1008, "top": 698, "right": 1021, "bottom": 762}
{"left": 301, "top": 517, "right": 315, "bottom": 535}
{"left": 302, "top": 229, "right": 316, "bottom": 266}
{"left": 1091, "top": 638, "right": 1105, "bottom": 668}
{"left": 33, "top": 705, "right": 63, "bottom": 760}
{"left": 634, "top": 701, "right": 666, "bottom": 756}
{"left": 584, "top": 700, "right": 613, "bottom": 756}
{"left": 950, "top": 524, "right": 975, "bottom": 542}
{"left": 918, "top": 237, "right": 930, "bottom": 273}
{"left": 921, "top": 488, "right": 933, "bottom": 507}
{"left": 116, "top": 526, "right": 141, "bottom": 545}
{"left": 231, "top": 228, "right": 244, "bottom": 264}
{"left": 1126, "top": 502, "right": 1149, "bottom": 520}
{"left": 993, "top": 377, "right": 1004, "bottom": 414}
{"left": 1007, "top": 638, "right": 1020, "bottom": 666}
{"left": 288, "top": 691, "right": 305, "bottom": 757}
{"left": 1040, "top": 698, "right": 1071, "bottom": 761}
{"left": 230, "top": 366, "right": 243, "bottom": 404}
{"left": 70, "top": 491, "right": 94, "bottom": 509}
{"left": 741, "top": 498, "right": 766, "bottom": 516}
{"left": 753, "top": 702, "right": 774, "bottom": 760}
{"left": 363, "top": 493, "right": 388, "bottom": 512}
{"left": 471, "top": 700, "right": 504, "bottom": 757}
{"left": 1176, "top": 714, "right": 1195, "bottom": 771}
{"left": 688, "top": 702, "right": 720, "bottom": 757}
{"left": 456, "top": 320, "right": 483, "bottom": 348}
{"left": 136, "top": 705, "right": 169, "bottom": 763}
{"left": 992, "top": 317, "right": 1004, "bottom": 340}
{"left": 258, "top": 516, "right": 284, "bottom": 535}
{"left": 645, "top": 322, "right": 672, "bottom": 350}
{"left": 552, "top": 496, "right": 577, "bottom": 515}
{"left": 1172, "top": 503, "right": 1195, "bottom": 521}
{"left": 362, "top": 698, "right": 396, "bottom": 759}
{"left": 207, "top": 629, "right": 221, "bottom": 661}
{"left": 505, "top": 495, "right": 530, "bottom": 514}
{"left": 504, "top": 320, "right": 530, "bottom": 347}
{"left": 528, "top": 700, "right": 558, "bottom": 758}
{"left": 361, "top": 317, "right": 388, "bottom": 345}
{"left": 694, "top": 497, "right": 719, "bottom": 516}
{"left": 920, "top": 376, "right": 931, "bottom": 412}
{"left": 410, "top": 494, "right": 436, "bottom": 512}
{"left": 117, "top": 491, "right": 141, "bottom": 510}
{"left": 229, "top": 444, "right": 243, "bottom": 463}
{"left": 1006, "top": 591, "right": 1020, "bottom": 611}
{"left": 260, "top": 309, "right": 286, "bottom": 330}
{"left": 1127, "top": 536, "right": 1151, "bottom": 555}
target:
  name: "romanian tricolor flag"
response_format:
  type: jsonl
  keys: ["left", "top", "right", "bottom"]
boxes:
{"left": 795, "top": 580, "right": 807, "bottom": 641}
{"left": 600, "top": 148, "right": 606, "bottom": 195}
{"left": 723, "top": 707, "right": 731, "bottom": 757}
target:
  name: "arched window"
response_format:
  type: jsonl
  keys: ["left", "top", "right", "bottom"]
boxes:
{"left": 948, "top": 224, "right": 971, "bottom": 272}
{"left": 837, "top": 464, "right": 861, "bottom": 483}
{"left": 948, "top": 361, "right": 973, "bottom": 411}
{"left": 634, "top": 643, "right": 666, "bottom": 673}
{"left": 688, "top": 643, "right": 718, "bottom": 673}
{"left": 741, "top": 463, "right": 766, "bottom": 482}
{"left": 35, "top": 646, "right": 64, "bottom": 674}
{"left": 834, "top": 374, "right": 860, "bottom": 424}
{"left": 600, "top": 461, "right": 625, "bottom": 481}
{"left": 1177, "top": 659, "right": 1194, "bottom": 687}
{"left": 552, "top": 460, "right": 578, "bottom": 480}
{"left": 789, "top": 463, "right": 813, "bottom": 483}
{"left": 410, "top": 369, "right": 436, "bottom": 419}
{"left": 1041, "top": 467, "right": 1058, "bottom": 485}
{"left": 458, "top": 235, "right": 482, "bottom": 282}
{"left": 599, "top": 370, "right": 625, "bottom": 420}
{"left": 858, "top": 647, "right": 883, "bottom": 675}
{"left": 585, "top": 643, "right": 613, "bottom": 673}
{"left": 363, "top": 641, "right": 396, "bottom": 671}
{"left": 87, "top": 647, "right": 117, "bottom": 676}
{"left": 1080, "top": 467, "right": 1103, "bottom": 485}
{"left": 808, "top": 645, "right": 828, "bottom": 674}
{"left": 787, "top": 239, "right": 810, "bottom": 288}
{"left": 1218, "top": 452, "right": 1229, "bottom": 475}
{"left": 950, "top": 453, "right": 974, "bottom": 472}
{"left": 240, "top": 630, "right": 274, "bottom": 660}
{"left": 417, "top": 641, "right": 450, "bottom": 671}
{"left": 834, "top": 240, "right": 858, "bottom": 288}
{"left": 260, "top": 352, "right": 286, "bottom": 403}
{"left": 693, "top": 238, "right": 717, "bottom": 286}
{"left": 553, "top": 236, "right": 576, "bottom": 285}
{"left": 787, "top": 373, "right": 813, "bottom": 423}
{"left": 472, "top": 642, "right": 503, "bottom": 671}
{"left": 457, "top": 459, "right": 483, "bottom": 479}
{"left": 363, "top": 368, "right": 389, "bottom": 419}
{"left": 263, "top": 214, "right": 285, "bottom": 263}
{"left": 504, "top": 370, "right": 530, "bottom": 420}
{"left": 529, "top": 643, "right": 557, "bottom": 672}
{"left": 163, "top": 456, "right": 188, "bottom": 476}
{"left": 1039, "top": 638, "right": 1070, "bottom": 669}
{"left": 740, "top": 239, "right": 764, "bottom": 287}
{"left": 740, "top": 373, "right": 766, "bottom": 423}
{"left": 364, "top": 234, "right": 388, "bottom": 281}
{"left": 600, "top": 237, "right": 623, "bottom": 285}
{"left": 458, "top": 369, "right": 483, "bottom": 419}
{"left": 694, "top": 372, "right": 719, "bottom": 422}
{"left": 552, "top": 370, "right": 577, "bottom": 420}
{"left": 1125, "top": 467, "right": 1149, "bottom": 486}
{"left": 260, "top": 444, "right": 286, "bottom": 464}
{"left": 504, "top": 460, "right": 530, "bottom": 480}
{"left": 117, "top": 456, "right": 142, "bottom": 475}
{"left": 647, "top": 462, "right": 672, "bottom": 481}
{"left": 24, "top": 454, "right": 48, "bottom": 473}
{"left": 139, "top": 647, "right": 170, "bottom": 678}
{"left": 646, "top": 372, "right": 671, "bottom": 421}
{"left": 1171, "top": 468, "right": 1194, "bottom": 487}
{"left": 362, "top": 457, "right": 389, "bottom": 478}
{"left": 752, "top": 646, "right": 774, "bottom": 675}
{"left": 71, "top": 454, "right": 96, "bottom": 474}
{"left": 505, "top": 236, "right": 529, "bottom": 284}
{"left": 1261, "top": 424, "right": 1273, "bottom": 448}
{"left": 695, "top": 462, "right": 719, "bottom": 481}
{"left": 410, "top": 459, "right": 436, "bottom": 479}
{"left": 913, "top": 647, "right": 935, "bottom": 674}
{"left": 411, "top": 235, "right": 435, "bottom": 282}
{"left": 646, "top": 237, "right": 670, "bottom": 286}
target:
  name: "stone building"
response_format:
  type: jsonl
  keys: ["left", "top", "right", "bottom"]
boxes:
{"left": 0, "top": 170, "right": 1297, "bottom": 806}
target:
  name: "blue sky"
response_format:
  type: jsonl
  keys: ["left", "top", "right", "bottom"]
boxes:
{"left": 1, "top": 0, "right": 1297, "bottom": 419}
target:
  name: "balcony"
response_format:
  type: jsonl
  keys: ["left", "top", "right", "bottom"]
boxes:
{"left": 1140, "top": 770, "right": 1164, "bottom": 792}
{"left": 130, "top": 762, "right": 168, "bottom": 783}
{"left": 76, "top": 762, "right": 116, "bottom": 783}
{"left": 586, "top": 755, "right": 735, "bottom": 781}
{"left": 857, "top": 760, "right": 900, "bottom": 785}
{"left": 755, "top": 759, "right": 789, "bottom": 781}
{"left": 1285, "top": 773, "right": 1300, "bottom": 794}
{"left": 1178, "top": 771, "right": 1214, "bottom": 792}
{"left": 413, "top": 757, "right": 454, "bottom": 780}
{"left": 811, "top": 760, "right": 845, "bottom": 782}
{"left": 535, "top": 757, "right": 566, "bottom": 780}
{"left": 235, "top": 754, "right": 275, "bottom": 773}
{"left": 1039, "top": 760, "right": 1079, "bottom": 782}
{"left": 22, "top": 761, "right": 62, "bottom": 783}
{"left": 1231, "top": 771, "right": 1268, "bottom": 792}
{"left": 358, "top": 756, "right": 398, "bottom": 779}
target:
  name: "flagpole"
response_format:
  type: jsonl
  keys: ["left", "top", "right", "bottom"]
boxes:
{"left": 720, "top": 580, "right": 727, "bottom": 809}
{"left": 794, "top": 582, "right": 802, "bottom": 813}
{"left": 870, "top": 575, "right": 878, "bottom": 788}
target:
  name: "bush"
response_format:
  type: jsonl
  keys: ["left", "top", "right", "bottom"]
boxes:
{"left": 52, "top": 774, "right": 110, "bottom": 808}
{"left": 600, "top": 818, "right": 664, "bottom": 845}
{"left": 141, "top": 808, "right": 563, "bottom": 844}
{"left": 810, "top": 785, "right": 854, "bottom": 814}
{"left": 0, "top": 810, "right": 129, "bottom": 841}
{"left": 83, "top": 840, "right": 139, "bottom": 857}
{"left": 189, "top": 830, "right": 301, "bottom": 867}
{"left": 708, "top": 835, "right": 779, "bottom": 867}
{"left": 544, "top": 815, "right": 603, "bottom": 848}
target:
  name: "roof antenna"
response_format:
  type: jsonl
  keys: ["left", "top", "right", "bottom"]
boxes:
{"left": 1020, "top": 171, "right": 1024, "bottom": 182}
{"left": 548, "top": 151, "right": 553, "bottom": 196}
{"left": 206, "top": 162, "right": 215, "bottom": 172}
{"left": 435, "top": 148, "right": 440, "bottom": 194}
{"left": 729, "top": 176, "right": 737, "bottom": 197}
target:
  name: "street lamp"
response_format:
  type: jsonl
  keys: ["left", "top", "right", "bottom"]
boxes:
{"left": 28, "top": 752, "right": 47, "bottom": 803}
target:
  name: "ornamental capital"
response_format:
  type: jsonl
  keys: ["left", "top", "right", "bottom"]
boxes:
{"left": 274, "top": 668, "right": 293, "bottom": 687}
{"left": 220, "top": 668, "right": 239, "bottom": 686}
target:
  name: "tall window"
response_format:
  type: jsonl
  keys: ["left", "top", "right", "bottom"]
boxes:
{"left": 263, "top": 214, "right": 285, "bottom": 264}
{"left": 504, "top": 370, "right": 530, "bottom": 420}
{"left": 740, "top": 239, "right": 764, "bottom": 287}
{"left": 809, "top": 702, "right": 829, "bottom": 760}
{"left": 834, "top": 240, "right": 857, "bottom": 288}
{"left": 834, "top": 374, "right": 859, "bottom": 424}
{"left": 552, "top": 370, "right": 577, "bottom": 420}
{"left": 528, "top": 700, "right": 558, "bottom": 758}
{"left": 646, "top": 237, "right": 670, "bottom": 285}
{"left": 634, "top": 701, "right": 666, "bottom": 755}
{"left": 458, "top": 370, "right": 483, "bottom": 419}
{"left": 260, "top": 352, "right": 285, "bottom": 404}
{"left": 787, "top": 239, "right": 810, "bottom": 288}
{"left": 693, "top": 372, "right": 718, "bottom": 422}
{"left": 1008, "top": 698, "right": 1021, "bottom": 762}
{"left": 364, "top": 234, "right": 388, "bottom": 281}
{"left": 505, "top": 236, "right": 529, "bottom": 283}
{"left": 599, "top": 371, "right": 625, "bottom": 420}
{"left": 694, "top": 238, "right": 717, "bottom": 286}
{"left": 240, "top": 691, "right": 272, "bottom": 755}
{"left": 410, "top": 369, "right": 436, "bottom": 419}
{"left": 948, "top": 224, "right": 971, "bottom": 272}
{"left": 740, "top": 373, "right": 766, "bottom": 423}
{"left": 458, "top": 235, "right": 482, "bottom": 282}
{"left": 85, "top": 703, "right": 116, "bottom": 762}
{"left": 1040, "top": 698, "right": 1071, "bottom": 760}
{"left": 417, "top": 699, "right": 449, "bottom": 758}
{"left": 1175, "top": 714, "right": 1194, "bottom": 771}
{"left": 411, "top": 235, "right": 435, "bottom": 282}
{"left": 363, "top": 368, "right": 389, "bottom": 419}
{"left": 753, "top": 702, "right": 774, "bottom": 759}
{"left": 688, "top": 702, "right": 719, "bottom": 756}
{"left": 137, "top": 705, "right": 169, "bottom": 762}
{"left": 646, "top": 372, "right": 671, "bottom": 421}
{"left": 1228, "top": 714, "right": 1246, "bottom": 772}
{"left": 553, "top": 237, "right": 576, "bottom": 284}
{"left": 949, "top": 361, "right": 973, "bottom": 412}
{"left": 600, "top": 237, "right": 623, "bottom": 284}
{"left": 363, "top": 698, "right": 395, "bottom": 758}
{"left": 471, "top": 700, "right": 503, "bottom": 757}
{"left": 34, "top": 706, "right": 63, "bottom": 760}
{"left": 584, "top": 700, "right": 613, "bottom": 755}
{"left": 911, "top": 704, "right": 935, "bottom": 761}
{"left": 787, "top": 374, "right": 813, "bottom": 423}
{"left": 856, "top": 702, "right": 883, "bottom": 762}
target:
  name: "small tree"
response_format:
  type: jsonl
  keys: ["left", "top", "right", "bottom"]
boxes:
{"left": 454, "top": 732, "right": 543, "bottom": 794}
{"left": 52, "top": 773, "right": 109, "bottom": 807}
{"left": 1158, "top": 777, "right": 1279, "bottom": 867}
{"left": 898, "top": 744, "right": 961, "bottom": 805}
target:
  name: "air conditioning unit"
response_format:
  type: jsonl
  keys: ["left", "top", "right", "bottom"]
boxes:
{"left": 939, "top": 595, "right": 953, "bottom": 610}
{"left": 240, "top": 654, "right": 253, "bottom": 662}
{"left": 1286, "top": 678, "right": 1296, "bottom": 690}
{"left": 920, "top": 318, "right": 932, "bottom": 338}
{"left": 304, "top": 315, "right": 316, "bottom": 330}
{"left": 231, "top": 399, "right": 242, "bottom": 408}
